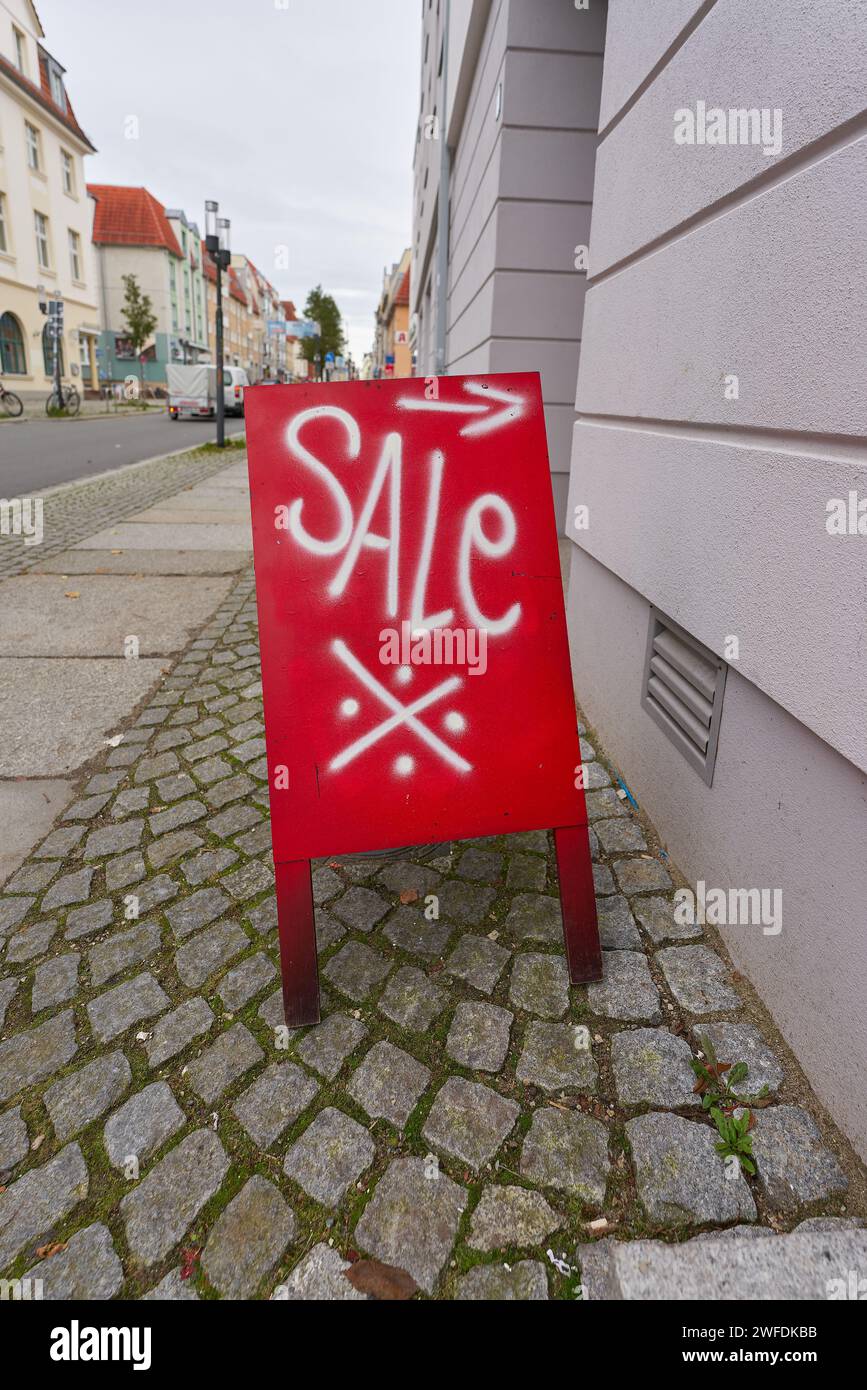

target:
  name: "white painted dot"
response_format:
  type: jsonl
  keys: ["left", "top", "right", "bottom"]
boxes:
{"left": 395, "top": 666, "right": 413, "bottom": 685}
{"left": 340, "top": 698, "right": 359, "bottom": 717}
{"left": 444, "top": 711, "right": 466, "bottom": 733}
{"left": 394, "top": 755, "right": 414, "bottom": 776}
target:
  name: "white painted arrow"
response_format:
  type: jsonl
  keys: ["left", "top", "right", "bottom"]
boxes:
{"left": 397, "top": 381, "right": 525, "bottom": 437}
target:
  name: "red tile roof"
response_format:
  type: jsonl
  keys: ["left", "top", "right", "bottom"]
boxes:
{"left": 88, "top": 185, "right": 183, "bottom": 257}
{"left": 0, "top": 46, "right": 95, "bottom": 150}
{"left": 394, "top": 268, "right": 410, "bottom": 306}
{"left": 228, "top": 267, "right": 247, "bottom": 306}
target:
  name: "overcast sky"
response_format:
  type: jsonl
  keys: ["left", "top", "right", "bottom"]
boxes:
{"left": 37, "top": 0, "right": 421, "bottom": 363}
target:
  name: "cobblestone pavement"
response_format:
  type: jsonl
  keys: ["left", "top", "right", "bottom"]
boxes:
{"left": 1, "top": 499, "right": 865, "bottom": 1299}
{"left": 0, "top": 441, "right": 246, "bottom": 579}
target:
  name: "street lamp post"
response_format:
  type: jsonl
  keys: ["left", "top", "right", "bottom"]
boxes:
{"left": 205, "top": 202, "right": 231, "bottom": 447}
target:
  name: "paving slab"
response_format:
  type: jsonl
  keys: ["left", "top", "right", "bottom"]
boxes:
{"left": 74, "top": 522, "right": 253, "bottom": 551}
{"left": 0, "top": 779, "right": 74, "bottom": 887}
{"left": 579, "top": 1231, "right": 867, "bottom": 1300}
{"left": 0, "top": 576, "right": 234, "bottom": 656}
{"left": 0, "top": 657, "right": 165, "bottom": 776}
{"left": 33, "top": 549, "right": 252, "bottom": 576}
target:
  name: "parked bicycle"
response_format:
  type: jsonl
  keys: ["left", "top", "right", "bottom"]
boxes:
{"left": 0, "top": 379, "right": 24, "bottom": 417}
{"left": 46, "top": 383, "right": 80, "bottom": 416}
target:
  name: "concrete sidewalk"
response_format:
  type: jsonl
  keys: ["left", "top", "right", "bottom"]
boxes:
{"left": 0, "top": 454, "right": 252, "bottom": 887}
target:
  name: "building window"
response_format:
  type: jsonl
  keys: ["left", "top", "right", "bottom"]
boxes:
{"left": 79, "top": 333, "right": 92, "bottom": 383}
{"left": 26, "top": 122, "right": 41, "bottom": 171}
{"left": 61, "top": 150, "right": 75, "bottom": 195}
{"left": 0, "top": 192, "right": 8, "bottom": 254}
{"left": 13, "top": 27, "right": 26, "bottom": 73}
{"left": 34, "top": 211, "right": 50, "bottom": 269}
{"left": 48, "top": 64, "right": 65, "bottom": 110}
{"left": 0, "top": 312, "right": 26, "bottom": 374}
{"left": 68, "top": 229, "right": 82, "bottom": 280}
{"left": 42, "top": 322, "right": 64, "bottom": 376}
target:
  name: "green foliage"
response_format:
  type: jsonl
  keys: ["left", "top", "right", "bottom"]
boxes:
{"left": 300, "top": 285, "right": 344, "bottom": 375}
{"left": 691, "top": 1033, "right": 769, "bottom": 1175}
{"left": 710, "top": 1106, "right": 756, "bottom": 1175}
{"left": 120, "top": 274, "right": 158, "bottom": 360}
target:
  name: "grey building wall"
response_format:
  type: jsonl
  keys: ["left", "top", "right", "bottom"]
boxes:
{"left": 566, "top": 0, "right": 867, "bottom": 1155}
{"left": 412, "top": 0, "right": 605, "bottom": 526}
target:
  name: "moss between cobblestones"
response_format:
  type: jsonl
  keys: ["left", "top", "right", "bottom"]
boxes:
{"left": 3, "top": 543, "right": 867, "bottom": 1300}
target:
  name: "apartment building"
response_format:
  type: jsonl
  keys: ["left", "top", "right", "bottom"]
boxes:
{"left": 412, "top": 0, "right": 867, "bottom": 1158}
{"left": 164, "top": 207, "right": 209, "bottom": 365}
{"left": 0, "top": 0, "right": 99, "bottom": 397}
{"left": 373, "top": 248, "right": 411, "bottom": 377}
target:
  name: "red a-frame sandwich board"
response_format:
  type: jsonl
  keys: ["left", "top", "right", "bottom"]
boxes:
{"left": 245, "top": 372, "right": 601, "bottom": 1026}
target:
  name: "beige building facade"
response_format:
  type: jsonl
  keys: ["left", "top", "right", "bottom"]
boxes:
{"left": 0, "top": 0, "right": 99, "bottom": 398}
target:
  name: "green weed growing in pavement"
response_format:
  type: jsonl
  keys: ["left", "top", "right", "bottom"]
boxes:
{"left": 691, "top": 1033, "right": 770, "bottom": 1174}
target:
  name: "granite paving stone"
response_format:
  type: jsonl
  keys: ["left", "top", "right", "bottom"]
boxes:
{"left": 232, "top": 1061, "right": 319, "bottom": 1146}
{"left": 0, "top": 895, "right": 34, "bottom": 936}
{"left": 202, "top": 1175, "right": 295, "bottom": 1298}
{"left": 509, "top": 953, "right": 570, "bottom": 1018}
{"left": 284, "top": 1107, "right": 375, "bottom": 1206}
{"left": 0, "top": 1143, "right": 90, "bottom": 1269}
{"left": 332, "top": 886, "right": 391, "bottom": 933}
{"left": 377, "top": 965, "right": 449, "bottom": 1032}
{"left": 612, "top": 1027, "right": 699, "bottom": 1108}
{"left": 323, "top": 941, "right": 392, "bottom": 1001}
{"left": 467, "top": 1185, "right": 562, "bottom": 1252}
{"left": 181, "top": 847, "right": 239, "bottom": 884}
{"left": 148, "top": 800, "right": 207, "bottom": 837}
{"left": 504, "top": 893, "right": 562, "bottom": 944}
{"left": 89, "top": 920, "right": 162, "bottom": 988}
{"left": 83, "top": 820, "right": 144, "bottom": 860}
{"left": 456, "top": 1260, "right": 548, "bottom": 1300}
{"left": 627, "top": 1112, "right": 757, "bottom": 1226}
{"left": 279, "top": 1243, "right": 368, "bottom": 1300}
{"left": 634, "top": 894, "right": 703, "bottom": 944}
{"left": 353, "top": 1157, "right": 468, "bottom": 1294}
{"left": 174, "top": 919, "right": 249, "bottom": 988}
{"left": 217, "top": 952, "right": 277, "bottom": 1010}
{"left": 297, "top": 1013, "right": 368, "bottom": 1080}
{"left": 185, "top": 1022, "right": 264, "bottom": 1104}
{"left": 42, "top": 866, "right": 94, "bottom": 911}
{"left": 520, "top": 1108, "right": 610, "bottom": 1202}
{"left": 0, "top": 1010, "right": 78, "bottom": 1103}
{"left": 614, "top": 858, "right": 672, "bottom": 895}
{"left": 0, "top": 1106, "right": 28, "bottom": 1171}
{"left": 166, "top": 886, "right": 232, "bottom": 939}
{"left": 382, "top": 906, "right": 452, "bottom": 957}
{"left": 445, "top": 934, "right": 510, "bottom": 994}
{"left": 597, "top": 895, "right": 642, "bottom": 950}
{"left": 423, "top": 1076, "right": 519, "bottom": 1169}
{"left": 596, "top": 819, "right": 648, "bottom": 854}
{"left": 19, "top": 1221, "right": 123, "bottom": 1299}
{"left": 87, "top": 973, "right": 169, "bottom": 1043}
{"left": 104, "top": 852, "right": 146, "bottom": 892}
{"left": 585, "top": 950, "right": 662, "bottom": 1023}
{"left": 31, "top": 953, "right": 80, "bottom": 1012}
{"left": 103, "top": 1082, "right": 186, "bottom": 1170}
{"left": 64, "top": 900, "right": 113, "bottom": 941}
{"left": 347, "top": 1040, "right": 431, "bottom": 1127}
{"left": 6, "top": 919, "right": 57, "bottom": 962}
{"left": 44, "top": 1051, "right": 132, "bottom": 1142}
{"left": 656, "top": 945, "right": 742, "bottom": 1014}
{"left": 693, "top": 1023, "right": 784, "bottom": 1097}
{"left": 437, "top": 879, "right": 495, "bottom": 925}
{"left": 750, "top": 1106, "right": 848, "bottom": 1211}
{"left": 145, "top": 997, "right": 215, "bottom": 1067}
{"left": 516, "top": 1020, "right": 599, "bottom": 1093}
{"left": 120, "top": 1128, "right": 229, "bottom": 1266}
{"left": 446, "top": 1002, "right": 513, "bottom": 1072}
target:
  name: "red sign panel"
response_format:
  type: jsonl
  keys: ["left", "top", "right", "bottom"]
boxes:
{"left": 245, "top": 372, "right": 587, "bottom": 860}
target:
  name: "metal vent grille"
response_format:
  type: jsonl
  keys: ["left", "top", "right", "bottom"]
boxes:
{"left": 641, "top": 609, "right": 727, "bottom": 786}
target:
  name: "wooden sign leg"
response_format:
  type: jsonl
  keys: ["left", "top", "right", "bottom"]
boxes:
{"left": 274, "top": 859, "right": 321, "bottom": 1027}
{"left": 554, "top": 825, "right": 603, "bottom": 984}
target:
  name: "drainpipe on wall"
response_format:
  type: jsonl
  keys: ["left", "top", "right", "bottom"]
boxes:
{"left": 434, "top": 0, "right": 451, "bottom": 376}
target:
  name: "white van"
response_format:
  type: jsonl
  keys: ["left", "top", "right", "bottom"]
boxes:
{"left": 223, "top": 367, "right": 249, "bottom": 416}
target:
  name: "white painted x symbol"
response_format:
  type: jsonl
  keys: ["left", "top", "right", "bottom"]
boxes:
{"left": 329, "top": 639, "right": 472, "bottom": 774}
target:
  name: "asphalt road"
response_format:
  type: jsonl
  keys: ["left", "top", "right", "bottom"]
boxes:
{"left": 0, "top": 410, "right": 246, "bottom": 495}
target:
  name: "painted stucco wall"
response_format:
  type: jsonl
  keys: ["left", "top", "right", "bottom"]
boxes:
{"left": 565, "top": 0, "right": 867, "bottom": 1154}
{"left": 412, "top": 0, "right": 605, "bottom": 527}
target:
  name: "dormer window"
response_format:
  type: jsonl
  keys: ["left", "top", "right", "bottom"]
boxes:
{"left": 13, "top": 27, "right": 26, "bottom": 73}
{"left": 48, "top": 62, "right": 66, "bottom": 111}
